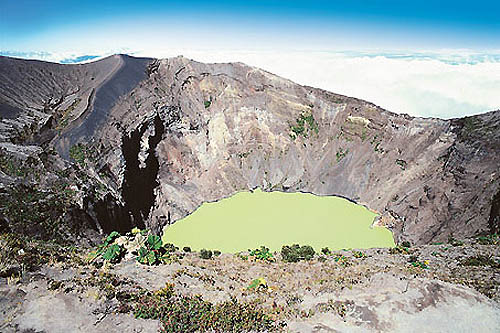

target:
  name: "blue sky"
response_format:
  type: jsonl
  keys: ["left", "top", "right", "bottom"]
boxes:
{"left": 1, "top": 1, "right": 499, "bottom": 118}
{"left": 1, "top": 1, "right": 499, "bottom": 52}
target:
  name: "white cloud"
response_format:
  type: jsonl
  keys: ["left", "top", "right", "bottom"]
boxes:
{"left": 3, "top": 48, "right": 500, "bottom": 119}
{"left": 0, "top": 49, "right": 130, "bottom": 64}
{"left": 152, "top": 49, "right": 499, "bottom": 119}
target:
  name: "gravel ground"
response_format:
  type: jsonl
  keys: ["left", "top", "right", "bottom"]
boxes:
{"left": 1, "top": 242, "right": 498, "bottom": 332}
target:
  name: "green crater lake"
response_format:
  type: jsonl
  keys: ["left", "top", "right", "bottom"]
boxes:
{"left": 162, "top": 189, "right": 395, "bottom": 253}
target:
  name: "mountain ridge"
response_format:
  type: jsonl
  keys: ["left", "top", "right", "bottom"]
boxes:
{"left": 0, "top": 54, "right": 498, "bottom": 245}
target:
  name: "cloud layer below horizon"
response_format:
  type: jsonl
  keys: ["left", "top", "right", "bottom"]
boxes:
{"left": 220, "top": 51, "right": 500, "bottom": 119}
{"left": 3, "top": 49, "right": 500, "bottom": 119}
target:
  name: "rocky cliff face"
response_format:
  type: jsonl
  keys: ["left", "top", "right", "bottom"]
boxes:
{"left": 0, "top": 54, "right": 498, "bottom": 244}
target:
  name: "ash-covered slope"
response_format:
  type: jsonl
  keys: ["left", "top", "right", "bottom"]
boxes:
{"left": 0, "top": 55, "right": 498, "bottom": 245}
{"left": 0, "top": 54, "right": 152, "bottom": 148}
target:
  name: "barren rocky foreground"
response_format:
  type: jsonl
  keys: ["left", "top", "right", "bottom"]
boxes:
{"left": 0, "top": 54, "right": 499, "bottom": 332}
{"left": 1, "top": 239, "right": 499, "bottom": 332}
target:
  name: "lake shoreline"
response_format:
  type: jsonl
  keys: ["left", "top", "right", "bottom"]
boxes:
{"left": 163, "top": 188, "right": 395, "bottom": 253}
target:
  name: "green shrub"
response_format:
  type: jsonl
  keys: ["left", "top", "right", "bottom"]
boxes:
{"left": 460, "top": 255, "right": 499, "bottom": 268}
{"left": 408, "top": 256, "right": 429, "bottom": 269}
{"left": 0, "top": 232, "right": 80, "bottom": 275}
{"left": 137, "top": 247, "right": 158, "bottom": 266}
{"left": 89, "top": 231, "right": 123, "bottom": 263}
{"left": 250, "top": 246, "right": 274, "bottom": 261}
{"left": 89, "top": 231, "right": 181, "bottom": 266}
{"left": 321, "top": 247, "right": 331, "bottom": 255}
{"left": 335, "top": 147, "right": 348, "bottom": 162}
{"left": 0, "top": 153, "right": 34, "bottom": 178}
{"left": 395, "top": 159, "right": 407, "bottom": 170}
{"left": 236, "top": 252, "right": 248, "bottom": 261}
{"left": 69, "top": 143, "right": 96, "bottom": 166}
{"left": 389, "top": 246, "right": 410, "bottom": 255}
{"left": 290, "top": 112, "right": 319, "bottom": 140}
{"left": 370, "top": 135, "right": 384, "bottom": 153}
{"left": 476, "top": 234, "right": 499, "bottom": 245}
{"left": 183, "top": 246, "right": 191, "bottom": 253}
{"left": 2, "top": 183, "right": 76, "bottom": 244}
{"left": 459, "top": 116, "right": 482, "bottom": 141}
{"left": 247, "top": 277, "right": 268, "bottom": 291}
{"left": 333, "top": 254, "right": 350, "bottom": 267}
{"left": 213, "top": 250, "right": 221, "bottom": 256}
{"left": 400, "top": 241, "right": 411, "bottom": 248}
{"left": 102, "top": 244, "right": 125, "bottom": 263}
{"left": 200, "top": 249, "right": 213, "bottom": 260}
{"left": 132, "top": 289, "right": 279, "bottom": 332}
{"left": 163, "top": 243, "right": 179, "bottom": 253}
{"left": 352, "top": 250, "right": 366, "bottom": 259}
{"left": 281, "top": 244, "right": 315, "bottom": 262}
{"left": 136, "top": 235, "right": 171, "bottom": 266}
{"left": 448, "top": 236, "right": 464, "bottom": 247}
{"left": 410, "top": 260, "right": 429, "bottom": 269}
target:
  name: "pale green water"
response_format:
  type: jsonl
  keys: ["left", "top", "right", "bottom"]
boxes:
{"left": 162, "top": 189, "right": 395, "bottom": 253}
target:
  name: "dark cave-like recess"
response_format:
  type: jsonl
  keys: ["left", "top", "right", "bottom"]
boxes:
{"left": 489, "top": 190, "right": 500, "bottom": 234}
{"left": 91, "top": 194, "right": 134, "bottom": 234}
{"left": 121, "top": 113, "right": 165, "bottom": 229}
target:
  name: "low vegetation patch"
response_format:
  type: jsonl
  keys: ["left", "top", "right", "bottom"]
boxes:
{"left": 395, "top": 159, "right": 407, "bottom": 170}
{"left": 321, "top": 247, "right": 332, "bottom": 255}
{"left": 137, "top": 235, "right": 176, "bottom": 265}
{"left": 458, "top": 116, "right": 482, "bottom": 141}
{"left": 476, "top": 234, "right": 499, "bottom": 245}
{"left": 448, "top": 236, "right": 464, "bottom": 247}
{"left": 237, "top": 151, "right": 251, "bottom": 159}
{"left": 333, "top": 254, "right": 350, "bottom": 267}
{"left": 204, "top": 96, "right": 213, "bottom": 108}
{"left": 460, "top": 255, "right": 499, "bottom": 268}
{"left": 249, "top": 246, "right": 275, "bottom": 262}
{"left": 0, "top": 233, "right": 81, "bottom": 277}
{"left": 0, "top": 152, "right": 40, "bottom": 179}
{"left": 247, "top": 277, "right": 270, "bottom": 292}
{"left": 89, "top": 230, "right": 181, "bottom": 266}
{"left": 336, "top": 147, "right": 349, "bottom": 162}
{"left": 389, "top": 246, "right": 410, "bottom": 255}
{"left": 289, "top": 112, "right": 319, "bottom": 140}
{"left": 370, "top": 135, "right": 384, "bottom": 153}
{"left": 132, "top": 284, "right": 282, "bottom": 332}
{"left": 281, "top": 244, "right": 315, "bottom": 262}
{"left": 400, "top": 241, "right": 412, "bottom": 248}
{"left": 408, "top": 256, "right": 429, "bottom": 269}
{"left": 69, "top": 143, "right": 96, "bottom": 167}
{"left": 200, "top": 249, "right": 213, "bottom": 260}
{"left": 56, "top": 97, "right": 81, "bottom": 130}
{"left": 2, "top": 183, "right": 76, "bottom": 243}
{"left": 89, "top": 231, "right": 124, "bottom": 264}
{"left": 352, "top": 250, "right": 366, "bottom": 259}
{"left": 236, "top": 252, "right": 249, "bottom": 261}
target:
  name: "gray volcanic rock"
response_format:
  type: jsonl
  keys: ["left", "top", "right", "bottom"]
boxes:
{"left": 2, "top": 243, "right": 499, "bottom": 332}
{"left": 55, "top": 55, "right": 152, "bottom": 158}
{"left": 0, "top": 55, "right": 499, "bottom": 244}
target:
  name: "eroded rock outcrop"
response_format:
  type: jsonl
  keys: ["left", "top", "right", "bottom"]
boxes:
{"left": 0, "top": 54, "right": 499, "bottom": 244}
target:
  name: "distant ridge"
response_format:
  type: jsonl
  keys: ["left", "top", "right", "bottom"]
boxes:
{"left": 0, "top": 54, "right": 498, "bottom": 244}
